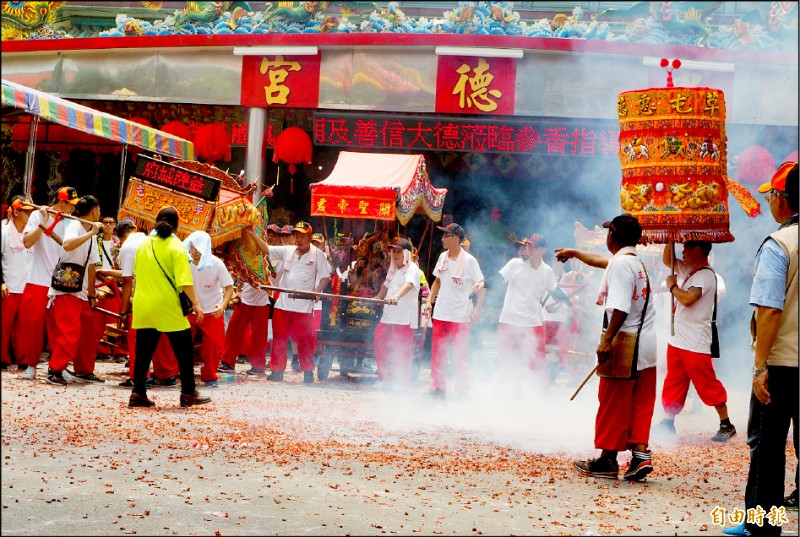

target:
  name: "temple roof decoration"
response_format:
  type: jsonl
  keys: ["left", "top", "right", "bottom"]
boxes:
{"left": 1, "top": 2, "right": 797, "bottom": 53}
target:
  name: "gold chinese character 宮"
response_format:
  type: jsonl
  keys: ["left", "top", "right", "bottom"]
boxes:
{"left": 452, "top": 58, "right": 502, "bottom": 112}
{"left": 260, "top": 55, "right": 302, "bottom": 105}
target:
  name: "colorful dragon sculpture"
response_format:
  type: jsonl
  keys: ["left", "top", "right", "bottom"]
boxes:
{"left": 1, "top": 1, "right": 65, "bottom": 40}
{"left": 143, "top": 1, "right": 252, "bottom": 29}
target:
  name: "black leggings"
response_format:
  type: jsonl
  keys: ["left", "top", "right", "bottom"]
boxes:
{"left": 133, "top": 328, "right": 196, "bottom": 396}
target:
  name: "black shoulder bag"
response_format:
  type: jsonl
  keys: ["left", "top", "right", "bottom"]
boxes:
{"left": 150, "top": 238, "right": 194, "bottom": 316}
{"left": 51, "top": 242, "right": 93, "bottom": 293}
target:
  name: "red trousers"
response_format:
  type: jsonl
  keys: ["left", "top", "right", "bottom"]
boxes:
{"left": 125, "top": 329, "right": 180, "bottom": 380}
{"left": 311, "top": 309, "right": 322, "bottom": 353}
{"left": 430, "top": 320, "right": 471, "bottom": 392}
{"left": 595, "top": 366, "right": 657, "bottom": 451}
{"left": 373, "top": 323, "right": 415, "bottom": 384}
{"left": 544, "top": 320, "right": 573, "bottom": 366}
{"left": 1, "top": 292, "right": 24, "bottom": 365}
{"left": 94, "top": 280, "right": 122, "bottom": 356}
{"left": 270, "top": 308, "right": 315, "bottom": 373}
{"left": 222, "top": 303, "right": 270, "bottom": 369}
{"left": 16, "top": 283, "right": 57, "bottom": 367}
{"left": 662, "top": 344, "right": 727, "bottom": 415}
{"left": 189, "top": 313, "right": 225, "bottom": 382}
{"left": 49, "top": 294, "right": 97, "bottom": 375}
{"left": 497, "top": 323, "right": 546, "bottom": 377}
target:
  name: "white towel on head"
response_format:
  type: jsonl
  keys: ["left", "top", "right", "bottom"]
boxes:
{"left": 596, "top": 246, "right": 638, "bottom": 305}
{"left": 183, "top": 230, "right": 214, "bottom": 271}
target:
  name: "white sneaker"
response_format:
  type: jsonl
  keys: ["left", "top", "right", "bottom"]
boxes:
{"left": 21, "top": 366, "right": 36, "bottom": 380}
{"left": 62, "top": 369, "right": 82, "bottom": 383}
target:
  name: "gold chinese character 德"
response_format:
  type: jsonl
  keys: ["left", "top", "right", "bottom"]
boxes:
{"left": 617, "top": 96, "right": 628, "bottom": 118}
{"left": 669, "top": 94, "right": 693, "bottom": 114}
{"left": 260, "top": 55, "right": 301, "bottom": 105}
{"left": 358, "top": 200, "right": 369, "bottom": 215}
{"left": 452, "top": 58, "right": 502, "bottom": 113}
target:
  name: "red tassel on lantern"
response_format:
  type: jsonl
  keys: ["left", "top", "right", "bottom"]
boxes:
{"left": 272, "top": 126, "right": 312, "bottom": 194}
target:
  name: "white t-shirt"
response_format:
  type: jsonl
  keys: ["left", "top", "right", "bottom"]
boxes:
{"left": 49, "top": 219, "right": 100, "bottom": 301}
{"left": 119, "top": 232, "right": 148, "bottom": 278}
{"left": 1, "top": 220, "right": 34, "bottom": 293}
{"left": 269, "top": 244, "right": 330, "bottom": 314}
{"left": 432, "top": 250, "right": 484, "bottom": 324}
{"left": 99, "top": 238, "right": 115, "bottom": 270}
{"left": 498, "top": 258, "right": 556, "bottom": 327}
{"left": 668, "top": 262, "right": 717, "bottom": 354}
{"left": 189, "top": 255, "right": 234, "bottom": 312}
{"left": 240, "top": 281, "right": 271, "bottom": 307}
{"left": 24, "top": 209, "right": 70, "bottom": 287}
{"left": 603, "top": 254, "right": 657, "bottom": 371}
{"left": 379, "top": 262, "right": 421, "bottom": 328}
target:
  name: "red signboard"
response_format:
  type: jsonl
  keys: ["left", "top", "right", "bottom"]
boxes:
{"left": 311, "top": 186, "right": 397, "bottom": 221}
{"left": 435, "top": 56, "right": 516, "bottom": 116}
{"left": 240, "top": 54, "right": 321, "bottom": 108}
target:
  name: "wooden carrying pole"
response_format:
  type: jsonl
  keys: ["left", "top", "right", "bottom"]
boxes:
{"left": 570, "top": 365, "right": 599, "bottom": 401}
{"left": 258, "top": 285, "right": 389, "bottom": 305}
{"left": 30, "top": 203, "right": 96, "bottom": 227}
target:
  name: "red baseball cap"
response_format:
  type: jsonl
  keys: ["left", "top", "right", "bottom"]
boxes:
{"left": 759, "top": 161, "right": 798, "bottom": 194}
{"left": 57, "top": 186, "right": 79, "bottom": 205}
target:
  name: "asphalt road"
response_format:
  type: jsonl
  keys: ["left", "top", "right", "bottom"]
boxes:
{"left": 1, "top": 361, "right": 797, "bottom": 536}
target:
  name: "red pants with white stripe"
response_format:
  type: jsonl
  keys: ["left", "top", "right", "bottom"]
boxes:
{"left": 497, "top": 323, "right": 546, "bottom": 378}
{"left": 48, "top": 294, "right": 97, "bottom": 375}
{"left": 125, "top": 329, "right": 180, "bottom": 380}
{"left": 222, "top": 303, "right": 270, "bottom": 370}
{"left": 189, "top": 312, "right": 225, "bottom": 382}
{"left": 662, "top": 344, "right": 727, "bottom": 416}
{"left": 15, "top": 283, "right": 57, "bottom": 367}
{"left": 595, "top": 366, "right": 657, "bottom": 451}
{"left": 1, "top": 292, "right": 24, "bottom": 365}
{"left": 373, "top": 323, "right": 415, "bottom": 384}
{"left": 270, "top": 308, "right": 315, "bottom": 373}
{"left": 430, "top": 320, "right": 471, "bottom": 393}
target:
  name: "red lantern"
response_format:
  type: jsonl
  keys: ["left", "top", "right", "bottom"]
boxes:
{"left": 734, "top": 146, "right": 775, "bottom": 185}
{"left": 160, "top": 120, "right": 194, "bottom": 142}
{"left": 194, "top": 122, "right": 231, "bottom": 166}
{"left": 272, "top": 126, "right": 312, "bottom": 193}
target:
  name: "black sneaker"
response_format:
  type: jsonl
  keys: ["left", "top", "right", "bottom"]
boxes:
{"left": 624, "top": 452, "right": 654, "bottom": 481}
{"left": 785, "top": 489, "right": 798, "bottom": 511}
{"left": 218, "top": 362, "right": 235, "bottom": 373}
{"left": 711, "top": 423, "right": 736, "bottom": 443}
{"left": 119, "top": 378, "right": 134, "bottom": 387}
{"left": 266, "top": 371, "right": 284, "bottom": 381}
{"left": 236, "top": 354, "right": 250, "bottom": 364}
{"left": 153, "top": 375, "right": 177, "bottom": 387}
{"left": 291, "top": 357, "right": 301, "bottom": 372}
{"left": 247, "top": 368, "right": 267, "bottom": 377}
{"left": 74, "top": 372, "right": 105, "bottom": 383}
{"left": 0, "top": 363, "right": 9, "bottom": 371}
{"left": 303, "top": 371, "right": 314, "bottom": 384}
{"left": 46, "top": 369, "right": 67, "bottom": 386}
{"left": 95, "top": 353, "right": 114, "bottom": 362}
{"left": 574, "top": 457, "right": 619, "bottom": 479}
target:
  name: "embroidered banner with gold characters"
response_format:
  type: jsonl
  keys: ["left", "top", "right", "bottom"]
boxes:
{"left": 617, "top": 87, "right": 759, "bottom": 244}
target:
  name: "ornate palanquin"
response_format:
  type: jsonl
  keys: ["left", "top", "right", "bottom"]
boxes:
{"left": 617, "top": 86, "right": 743, "bottom": 244}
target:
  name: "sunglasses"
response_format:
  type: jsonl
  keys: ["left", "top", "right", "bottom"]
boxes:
{"left": 102, "top": 220, "right": 117, "bottom": 225}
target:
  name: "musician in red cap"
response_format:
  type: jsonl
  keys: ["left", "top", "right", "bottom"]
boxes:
{"left": 1, "top": 196, "right": 36, "bottom": 371}
{"left": 17, "top": 187, "right": 79, "bottom": 380}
